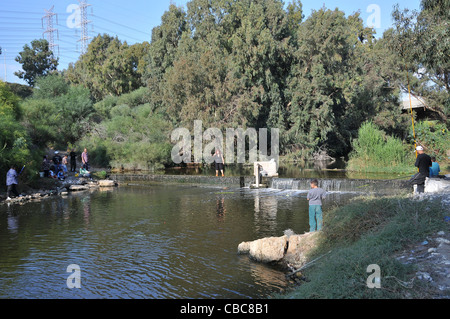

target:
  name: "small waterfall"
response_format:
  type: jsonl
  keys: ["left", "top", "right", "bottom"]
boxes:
{"left": 270, "top": 178, "right": 295, "bottom": 190}
{"left": 270, "top": 178, "right": 410, "bottom": 194}
{"left": 109, "top": 173, "right": 411, "bottom": 194}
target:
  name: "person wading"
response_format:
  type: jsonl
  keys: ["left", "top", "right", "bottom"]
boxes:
{"left": 213, "top": 149, "right": 225, "bottom": 177}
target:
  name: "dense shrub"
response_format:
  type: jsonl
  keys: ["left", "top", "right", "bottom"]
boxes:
{"left": 78, "top": 103, "right": 173, "bottom": 171}
{"left": 412, "top": 121, "right": 449, "bottom": 161}
{"left": 0, "top": 81, "right": 32, "bottom": 184}
{"left": 21, "top": 75, "right": 94, "bottom": 148}
{"left": 347, "top": 122, "right": 415, "bottom": 174}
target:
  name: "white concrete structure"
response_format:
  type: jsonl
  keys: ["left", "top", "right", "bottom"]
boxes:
{"left": 253, "top": 160, "right": 278, "bottom": 188}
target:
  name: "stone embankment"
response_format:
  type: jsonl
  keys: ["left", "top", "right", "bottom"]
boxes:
{"left": 1, "top": 179, "right": 118, "bottom": 205}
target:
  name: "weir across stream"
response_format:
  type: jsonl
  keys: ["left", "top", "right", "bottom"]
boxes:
{"left": 110, "top": 174, "right": 411, "bottom": 195}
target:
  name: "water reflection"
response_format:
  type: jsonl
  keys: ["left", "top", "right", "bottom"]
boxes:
{"left": 253, "top": 190, "right": 279, "bottom": 234}
{"left": 82, "top": 198, "right": 91, "bottom": 227}
{"left": 6, "top": 209, "right": 19, "bottom": 234}
{"left": 216, "top": 196, "right": 226, "bottom": 222}
{"left": 0, "top": 185, "right": 358, "bottom": 299}
{"left": 164, "top": 160, "right": 402, "bottom": 180}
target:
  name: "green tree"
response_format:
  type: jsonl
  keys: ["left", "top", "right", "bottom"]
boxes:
{"left": 79, "top": 101, "right": 173, "bottom": 170}
{"left": 147, "top": 0, "right": 293, "bottom": 132}
{"left": 0, "top": 80, "right": 21, "bottom": 120}
{"left": 389, "top": 0, "right": 449, "bottom": 124}
{"left": 286, "top": 9, "right": 363, "bottom": 158}
{"left": 4, "top": 83, "right": 33, "bottom": 99}
{"left": 33, "top": 73, "right": 69, "bottom": 99}
{"left": 286, "top": 0, "right": 304, "bottom": 37}
{"left": 0, "top": 80, "right": 31, "bottom": 182}
{"left": 144, "top": 4, "right": 187, "bottom": 82}
{"left": 143, "top": 4, "right": 188, "bottom": 112}
{"left": 285, "top": 8, "right": 406, "bottom": 159}
{"left": 22, "top": 75, "right": 94, "bottom": 147}
{"left": 66, "top": 34, "right": 149, "bottom": 101}
{"left": 14, "top": 39, "right": 59, "bottom": 86}
{"left": 20, "top": 98, "right": 58, "bottom": 148}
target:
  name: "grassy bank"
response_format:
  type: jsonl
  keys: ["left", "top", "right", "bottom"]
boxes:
{"left": 281, "top": 194, "right": 449, "bottom": 299}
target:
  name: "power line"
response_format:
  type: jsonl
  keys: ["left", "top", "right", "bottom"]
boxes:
{"left": 88, "top": 1, "right": 158, "bottom": 26}
{"left": 0, "top": 10, "right": 43, "bottom": 15}
{"left": 91, "top": 14, "right": 151, "bottom": 37}
{"left": 1, "top": 1, "right": 158, "bottom": 71}
{"left": 93, "top": 25, "right": 144, "bottom": 43}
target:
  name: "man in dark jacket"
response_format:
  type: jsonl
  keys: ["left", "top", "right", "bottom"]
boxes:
{"left": 70, "top": 149, "right": 77, "bottom": 172}
{"left": 409, "top": 146, "right": 432, "bottom": 193}
{"left": 52, "top": 151, "right": 63, "bottom": 173}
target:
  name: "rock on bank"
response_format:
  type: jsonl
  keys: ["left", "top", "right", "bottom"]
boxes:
{"left": 238, "top": 232, "right": 321, "bottom": 269}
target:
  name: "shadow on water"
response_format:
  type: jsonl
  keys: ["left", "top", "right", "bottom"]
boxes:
{"left": 0, "top": 185, "right": 358, "bottom": 299}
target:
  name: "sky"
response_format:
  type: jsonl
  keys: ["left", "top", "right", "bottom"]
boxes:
{"left": 1, "top": 0, "right": 422, "bottom": 85}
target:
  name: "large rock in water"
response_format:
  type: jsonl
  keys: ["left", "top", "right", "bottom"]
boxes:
{"left": 283, "top": 232, "right": 321, "bottom": 268}
{"left": 238, "top": 232, "right": 321, "bottom": 267}
{"left": 238, "top": 236, "right": 288, "bottom": 263}
{"left": 98, "top": 180, "right": 116, "bottom": 187}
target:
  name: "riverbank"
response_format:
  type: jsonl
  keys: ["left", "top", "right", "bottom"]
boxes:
{"left": 237, "top": 191, "right": 450, "bottom": 298}
{"left": 0, "top": 174, "right": 117, "bottom": 205}
{"left": 277, "top": 193, "right": 450, "bottom": 299}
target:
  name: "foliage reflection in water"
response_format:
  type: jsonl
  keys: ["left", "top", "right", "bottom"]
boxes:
{"left": 0, "top": 185, "right": 356, "bottom": 299}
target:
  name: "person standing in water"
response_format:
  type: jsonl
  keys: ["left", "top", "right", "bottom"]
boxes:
{"left": 307, "top": 179, "right": 326, "bottom": 232}
{"left": 213, "top": 149, "right": 225, "bottom": 177}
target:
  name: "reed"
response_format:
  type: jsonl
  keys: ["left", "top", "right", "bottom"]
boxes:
{"left": 347, "top": 122, "right": 416, "bottom": 174}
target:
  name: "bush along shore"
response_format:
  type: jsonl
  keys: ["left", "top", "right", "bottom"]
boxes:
{"left": 239, "top": 192, "right": 450, "bottom": 299}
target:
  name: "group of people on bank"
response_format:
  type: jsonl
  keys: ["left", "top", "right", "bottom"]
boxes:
{"left": 40, "top": 148, "right": 91, "bottom": 181}
{"left": 4, "top": 148, "right": 91, "bottom": 201}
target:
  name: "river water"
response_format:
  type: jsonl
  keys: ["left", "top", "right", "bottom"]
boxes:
{"left": 0, "top": 184, "right": 357, "bottom": 299}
